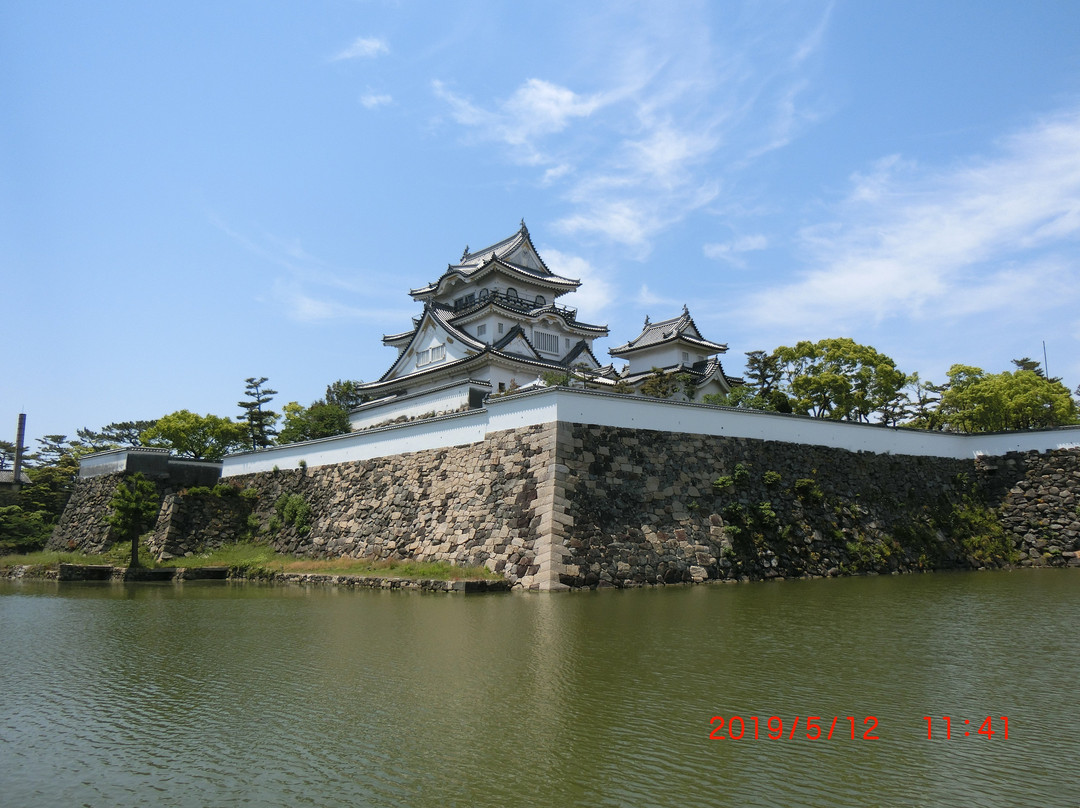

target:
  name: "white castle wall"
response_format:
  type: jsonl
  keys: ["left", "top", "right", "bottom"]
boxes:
{"left": 221, "top": 387, "right": 1080, "bottom": 477}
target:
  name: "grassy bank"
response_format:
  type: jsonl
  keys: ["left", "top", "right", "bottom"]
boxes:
{"left": 0, "top": 542, "right": 501, "bottom": 582}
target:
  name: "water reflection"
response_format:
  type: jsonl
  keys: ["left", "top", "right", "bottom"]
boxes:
{"left": 1, "top": 571, "right": 1078, "bottom": 807}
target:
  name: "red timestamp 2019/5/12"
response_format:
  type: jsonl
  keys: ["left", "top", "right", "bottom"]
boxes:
{"left": 708, "top": 715, "right": 1012, "bottom": 740}
{"left": 708, "top": 715, "right": 879, "bottom": 741}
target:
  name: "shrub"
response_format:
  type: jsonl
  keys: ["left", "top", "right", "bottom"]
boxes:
{"left": 712, "top": 475, "right": 734, "bottom": 491}
{"left": 212, "top": 483, "right": 239, "bottom": 497}
{"left": 794, "top": 478, "right": 823, "bottom": 503}
{"left": 240, "top": 488, "right": 259, "bottom": 501}
{"left": 762, "top": 470, "right": 782, "bottom": 487}
{"left": 184, "top": 486, "right": 213, "bottom": 497}
{"left": 732, "top": 463, "right": 751, "bottom": 485}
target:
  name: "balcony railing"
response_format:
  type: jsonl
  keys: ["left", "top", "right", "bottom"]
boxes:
{"left": 450, "top": 290, "right": 577, "bottom": 321}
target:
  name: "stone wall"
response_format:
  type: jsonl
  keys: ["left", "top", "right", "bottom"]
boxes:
{"left": 553, "top": 424, "right": 1020, "bottom": 588}
{"left": 48, "top": 473, "right": 127, "bottom": 553}
{"left": 149, "top": 490, "right": 254, "bottom": 560}
{"left": 49, "top": 417, "right": 1080, "bottom": 589}
{"left": 997, "top": 449, "right": 1080, "bottom": 567}
{"left": 222, "top": 424, "right": 561, "bottom": 589}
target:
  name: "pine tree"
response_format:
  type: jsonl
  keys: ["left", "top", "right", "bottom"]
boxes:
{"left": 105, "top": 473, "right": 159, "bottom": 568}
{"left": 238, "top": 377, "right": 279, "bottom": 451}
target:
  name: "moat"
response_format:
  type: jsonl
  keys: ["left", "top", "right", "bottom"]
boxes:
{"left": 2, "top": 569, "right": 1078, "bottom": 807}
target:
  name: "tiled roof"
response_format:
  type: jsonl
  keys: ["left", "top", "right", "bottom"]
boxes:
{"left": 608, "top": 306, "right": 727, "bottom": 356}
{"left": 0, "top": 469, "right": 31, "bottom": 485}
{"left": 410, "top": 223, "right": 581, "bottom": 299}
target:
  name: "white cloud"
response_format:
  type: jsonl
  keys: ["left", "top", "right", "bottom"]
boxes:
{"left": 635, "top": 284, "right": 681, "bottom": 309}
{"left": 703, "top": 234, "right": 768, "bottom": 264}
{"left": 360, "top": 92, "right": 393, "bottom": 109}
{"left": 542, "top": 248, "right": 615, "bottom": 319}
{"left": 333, "top": 37, "right": 389, "bottom": 61}
{"left": 740, "top": 108, "right": 1080, "bottom": 330}
{"left": 433, "top": 2, "right": 833, "bottom": 254}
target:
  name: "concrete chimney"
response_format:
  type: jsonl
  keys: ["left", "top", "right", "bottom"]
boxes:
{"left": 13, "top": 413, "right": 26, "bottom": 490}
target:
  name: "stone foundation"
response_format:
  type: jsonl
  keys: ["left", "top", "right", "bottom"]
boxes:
{"left": 51, "top": 418, "right": 1080, "bottom": 589}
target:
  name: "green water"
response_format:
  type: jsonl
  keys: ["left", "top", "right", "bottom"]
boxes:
{"left": 1, "top": 570, "right": 1078, "bottom": 807}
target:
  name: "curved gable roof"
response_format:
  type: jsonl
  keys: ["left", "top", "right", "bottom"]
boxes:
{"left": 609, "top": 306, "right": 727, "bottom": 357}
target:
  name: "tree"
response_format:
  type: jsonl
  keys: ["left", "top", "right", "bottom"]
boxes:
{"left": 937, "top": 365, "right": 1077, "bottom": 432}
{"left": 639, "top": 367, "right": 679, "bottom": 399}
{"left": 18, "top": 435, "right": 81, "bottom": 521}
{"left": 704, "top": 350, "right": 792, "bottom": 412}
{"left": 75, "top": 420, "right": 155, "bottom": 452}
{"left": 238, "top": 377, "right": 279, "bottom": 451}
{"left": 900, "top": 373, "right": 946, "bottom": 430}
{"left": 140, "top": 411, "right": 247, "bottom": 460}
{"left": 0, "top": 439, "right": 14, "bottom": 470}
{"left": 773, "top": 338, "right": 908, "bottom": 423}
{"left": 277, "top": 400, "right": 351, "bottom": 444}
{"left": 105, "top": 473, "right": 159, "bottom": 567}
{"left": 324, "top": 379, "right": 368, "bottom": 411}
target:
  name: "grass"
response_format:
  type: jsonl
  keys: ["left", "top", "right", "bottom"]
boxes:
{"left": 0, "top": 541, "right": 501, "bottom": 581}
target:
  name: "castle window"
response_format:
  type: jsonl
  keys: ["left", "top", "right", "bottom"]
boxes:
{"left": 506, "top": 288, "right": 519, "bottom": 300}
{"left": 477, "top": 324, "right": 487, "bottom": 337}
{"left": 479, "top": 288, "right": 489, "bottom": 301}
{"left": 682, "top": 351, "right": 689, "bottom": 363}
{"left": 453, "top": 293, "right": 476, "bottom": 311}
{"left": 498, "top": 322, "right": 504, "bottom": 334}
{"left": 534, "top": 330, "right": 559, "bottom": 354}
{"left": 535, "top": 294, "right": 546, "bottom": 306}
{"left": 416, "top": 344, "right": 446, "bottom": 367}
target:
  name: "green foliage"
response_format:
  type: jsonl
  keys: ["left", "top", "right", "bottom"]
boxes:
{"left": 762, "top": 470, "right": 782, "bottom": 487}
{"left": 240, "top": 487, "right": 259, "bottom": 501}
{"left": 274, "top": 494, "right": 312, "bottom": 535}
{"left": 639, "top": 367, "right": 679, "bottom": 399}
{"left": 324, "top": 379, "right": 368, "bottom": 411}
{"left": 238, "top": 376, "right": 279, "bottom": 451}
{"left": 794, "top": 477, "right": 823, "bottom": 503}
{"left": 936, "top": 365, "right": 1077, "bottom": 432}
{"left": 184, "top": 486, "right": 213, "bottom": 496}
{"left": 772, "top": 338, "right": 908, "bottom": 423}
{"left": 277, "top": 400, "right": 351, "bottom": 444}
{"left": 755, "top": 501, "right": 778, "bottom": 527}
{"left": 705, "top": 350, "right": 793, "bottom": 412}
{"left": 74, "top": 420, "right": 155, "bottom": 452}
{"left": 0, "top": 505, "right": 51, "bottom": 554}
{"left": 105, "top": 473, "right": 159, "bottom": 567}
{"left": 141, "top": 410, "right": 247, "bottom": 460}
{"left": 18, "top": 442, "right": 80, "bottom": 519}
{"left": 712, "top": 475, "right": 734, "bottom": 491}
{"left": 541, "top": 370, "right": 573, "bottom": 387}
{"left": 732, "top": 463, "right": 750, "bottom": 484}
{"left": 721, "top": 502, "right": 745, "bottom": 522}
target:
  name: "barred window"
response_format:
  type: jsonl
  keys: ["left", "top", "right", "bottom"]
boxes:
{"left": 534, "top": 330, "right": 559, "bottom": 354}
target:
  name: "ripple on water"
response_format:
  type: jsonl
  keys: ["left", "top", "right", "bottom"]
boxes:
{"left": 1, "top": 572, "right": 1079, "bottom": 807}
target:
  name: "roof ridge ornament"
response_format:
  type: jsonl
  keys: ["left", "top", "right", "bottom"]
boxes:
{"left": 644, "top": 315, "right": 651, "bottom": 326}
{"left": 462, "top": 245, "right": 469, "bottom": 260}
{"left": 682, "top": 303, "right": 689, "bottom": 316}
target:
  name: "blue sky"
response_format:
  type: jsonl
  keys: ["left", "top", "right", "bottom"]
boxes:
{"left": 4, "top": 0, "right": 1080, "bottom": 448}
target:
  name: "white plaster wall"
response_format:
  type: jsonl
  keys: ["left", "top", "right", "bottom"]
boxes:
{"left": 222, "top": 387, "right": 1080, "bottom": 477}
{"left": 223, "top": 409, "right": 489, "bottom": 476}
{"left": 349, "top": 380, "right": 483, "bottom": 430}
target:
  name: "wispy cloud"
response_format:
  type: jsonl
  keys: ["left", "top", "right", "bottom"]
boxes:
{"left": 703, "top": 233, "right": 768, "bottom": 265}
{"left": 211, "top": 217, "right": 405, "bottom": 324}
{"left": 333, "top": 36, "right": 389, "bottom": 61}
{"left": 360, "top": 92, "right": 393, "bottom": 109}
{"left": 433, "top": 1, "right": 833, "bottom": 255}
{"left": 739, "top": 108, "right": 1080, "bottom": 331}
